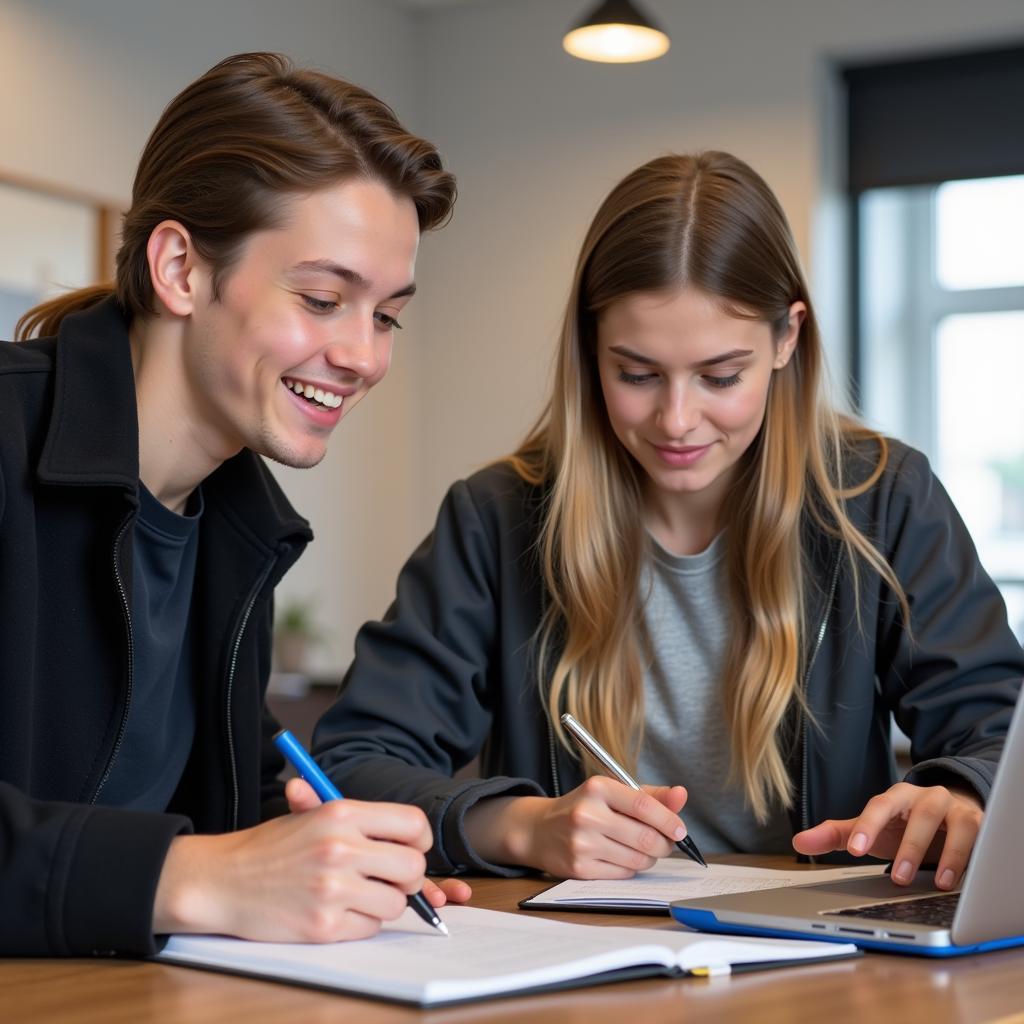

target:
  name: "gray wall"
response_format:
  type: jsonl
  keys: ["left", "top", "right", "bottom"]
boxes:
{"left": 4, "top": 0, "right": 1024, "bottom": 675}
{"left": 411, "top": 0, "right": 1024, "bottom": 518}
{"left": 0, "top": 0, "right": 426, "bottom": 673}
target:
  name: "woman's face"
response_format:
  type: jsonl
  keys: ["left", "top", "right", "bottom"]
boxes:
{"left": 596, "top": 286, "right": 803, "bottom": 522}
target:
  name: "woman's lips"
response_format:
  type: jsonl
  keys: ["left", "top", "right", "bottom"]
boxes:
{"left": 651, "top": 442, "right": 712, "bottom": 467}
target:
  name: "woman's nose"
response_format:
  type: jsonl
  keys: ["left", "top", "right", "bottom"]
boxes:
{"left": 657, "top": 382, "right": 700, "bottom": 439}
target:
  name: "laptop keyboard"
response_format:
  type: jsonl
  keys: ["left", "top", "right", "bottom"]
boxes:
{"left": 832, "top": 892, "right": 960, "bottom": 927}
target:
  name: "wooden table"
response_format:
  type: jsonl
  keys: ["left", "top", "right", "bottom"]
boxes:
{"left": 5, "top": 861, "right": 1024, "bottom": 1024}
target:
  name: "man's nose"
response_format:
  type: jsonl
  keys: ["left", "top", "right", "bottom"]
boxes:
{"left": 324, "top": 317, "right": 380, "bottom": 380}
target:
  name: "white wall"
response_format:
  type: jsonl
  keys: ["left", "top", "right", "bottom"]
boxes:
{"left": 0, "top": 0, "right": 428, "bottom": 674}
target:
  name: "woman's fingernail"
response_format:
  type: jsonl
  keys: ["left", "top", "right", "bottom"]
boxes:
{"left": 938, "top": 868, "right": 955, "bottom": 889}
{"left": 849, "top": 833, "right": 869, "bottom": 855}
{"left": 674, "top": 826, "right": 687, "bottom": 841}
{"left": 894, "top": 860, "right": 914, "bottom": 883}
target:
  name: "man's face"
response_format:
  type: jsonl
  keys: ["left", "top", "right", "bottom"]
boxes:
{"left": 184, "top": 179, "right": 420, "bottom": 469}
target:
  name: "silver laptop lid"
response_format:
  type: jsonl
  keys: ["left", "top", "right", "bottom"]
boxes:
{"left": 951, "top": 690, "right": 1024, "bottom": 945}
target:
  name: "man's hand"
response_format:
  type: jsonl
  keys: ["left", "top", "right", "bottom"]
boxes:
{"left": 283, "top": 777, "right": 473, "bottom": 908}
{"left": 154, "top": 781, "right": 434, "bottom": 942}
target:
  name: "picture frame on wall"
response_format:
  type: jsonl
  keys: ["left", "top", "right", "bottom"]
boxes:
{"left": 0, "top": 172, "right": 117, "bottom": 341}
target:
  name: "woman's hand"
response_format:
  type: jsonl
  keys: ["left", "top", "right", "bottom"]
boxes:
{"left": 792, "top": 782, "right": 984, "bottom": 891}
{"left": 423, "top": 877, "right": 473, "bottom": 906}
{"left": 464, "top": 777, "right": 689, "bottom": 878}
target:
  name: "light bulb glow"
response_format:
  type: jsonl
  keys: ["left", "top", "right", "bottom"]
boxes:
{"left": 563, "top": 22, "right": 670, "bottom": 63}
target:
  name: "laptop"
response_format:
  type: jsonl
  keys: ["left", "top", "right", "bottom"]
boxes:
{"left": 670, "top": 693, "right": 1024, "bottom": 956}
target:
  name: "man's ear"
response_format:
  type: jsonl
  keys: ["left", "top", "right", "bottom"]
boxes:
{"left": 146, "top": 220, "right": 201, "bottom": 317}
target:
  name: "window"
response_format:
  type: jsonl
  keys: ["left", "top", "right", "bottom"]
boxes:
{"left": 859, "top": 175, "right": 1024, "bottom": 640}
{"left": 846, "top": 44, "right": 1024, "bottom": 643}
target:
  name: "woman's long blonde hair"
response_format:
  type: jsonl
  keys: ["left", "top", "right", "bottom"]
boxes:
{"left": 508, "top": 152, "right": 906, "bottom": 820}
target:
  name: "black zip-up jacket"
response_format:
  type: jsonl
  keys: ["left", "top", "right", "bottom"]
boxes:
{"left": 315, "top": 450, "right": 1024, "bottom": 876}
{"left": 0, "top": 299, "right": 312, "bottom": 956}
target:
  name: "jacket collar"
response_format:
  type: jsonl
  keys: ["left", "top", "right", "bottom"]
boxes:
{"left": 37, "top": 296, "right": 139, "bottom": 492}
{"left": 37, "top": 296, "right": 312, "bottom": 550}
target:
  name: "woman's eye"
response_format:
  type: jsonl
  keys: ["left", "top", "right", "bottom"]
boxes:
{"left": 301, "top": 294, "right": 337, "bottom": 313}
{"left": 704, "top": 373, "right": 742, "bottom": 389}
{"left": 618, "top": 369, "right": 655, "bottom": 385}
{"left": 374, "top": 311, "right": 403, "bottom": 331}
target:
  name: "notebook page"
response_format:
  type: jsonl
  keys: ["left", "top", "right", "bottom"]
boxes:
{"left": 158, "top": 906, "right": 677, "bottom": 1004}
{"left": 157, "top": 904, "right": 853, "bottom": 1005}
{"left": 525, "top": 861, "right": 886, "bottom": 907}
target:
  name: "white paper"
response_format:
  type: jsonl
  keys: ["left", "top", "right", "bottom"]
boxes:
{"left": 523, "top": 859, "right": 887, "bottom": 908}
{"left": 157, "top": 904, "right": 855, "bottom": 1006}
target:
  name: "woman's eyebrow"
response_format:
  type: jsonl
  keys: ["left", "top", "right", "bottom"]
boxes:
{"left": 608, "top": 344, "right": 753, "bottom": 368}
{"left": 608, "top": 344, "right": 658, "bottom": 365}
{"left": 691, "top": 348, "right": 754, "bottom": 368}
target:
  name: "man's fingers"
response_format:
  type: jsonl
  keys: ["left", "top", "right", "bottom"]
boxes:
{"left": 284, "top": 776, "right": 321, "bottom": 813}
{"left": 320, "top": 800, "right": 432, "bottom": 850}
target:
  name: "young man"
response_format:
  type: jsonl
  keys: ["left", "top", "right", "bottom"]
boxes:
{"left": 0, "top": 52, "right": 467, "bottom": 958}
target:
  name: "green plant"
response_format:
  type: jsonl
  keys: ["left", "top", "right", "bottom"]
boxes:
{"left": 275, "top": 598, "right": 323, "bottom": 641}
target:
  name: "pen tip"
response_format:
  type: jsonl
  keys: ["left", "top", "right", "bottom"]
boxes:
{"left": 436, "top": 921, "right": 450, "bottom": 936}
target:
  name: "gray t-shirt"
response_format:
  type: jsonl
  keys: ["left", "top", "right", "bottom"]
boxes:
{"left": 636, "top": 532, "right": 793, "bottom": 855}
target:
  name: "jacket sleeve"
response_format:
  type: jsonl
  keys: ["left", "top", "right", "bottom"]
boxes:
{"left": 874, "top": 446, "right": 1024, "bottom": 801}
{"left": 0, "top": 781, "right": 191, "bottom": 957}
{"left": 313, "top": 478, "right": 545, "bottom": 875}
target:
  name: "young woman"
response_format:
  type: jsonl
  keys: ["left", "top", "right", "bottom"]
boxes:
{"left": 315, "top": 151, "right": 1023, "bottom": 895}
{"left": 0, "top": 52, "right": 466, "bottom": 957}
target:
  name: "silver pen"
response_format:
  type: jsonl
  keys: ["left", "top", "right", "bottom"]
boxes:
{"left": 560, "top": 712, "right": 707, "bottom": 868}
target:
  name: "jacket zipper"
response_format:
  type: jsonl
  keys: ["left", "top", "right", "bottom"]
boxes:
{"left": 547, "top": 717, "right": 562, "bottom": 797}
{"left": 225, "top": 556, "right": 278, "bottom": 831}
{"left": 799, "top": 549, "right": 843, "bottom": 852}
{"left": 91, "top": 515, "right": 135, "bottom": 803}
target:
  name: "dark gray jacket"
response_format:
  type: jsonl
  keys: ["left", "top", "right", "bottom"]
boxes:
{"left": 315, "top": 442, "right": 1023, "bottom": 874}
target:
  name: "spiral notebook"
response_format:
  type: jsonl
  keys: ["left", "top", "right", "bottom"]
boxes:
{"left": 155, "top": 905, "right": 858, "bottom": 1007}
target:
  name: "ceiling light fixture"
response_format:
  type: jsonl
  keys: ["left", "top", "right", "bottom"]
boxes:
{"left": 563, "top": 0, "right": 670, "bottom": 64}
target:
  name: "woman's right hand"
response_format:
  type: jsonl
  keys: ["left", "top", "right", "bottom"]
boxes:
{"left": 153, "top": 799, "right": 432, "bottom": 942}
{"left": 465, "top": 778, "right": 689, "bottom": 878}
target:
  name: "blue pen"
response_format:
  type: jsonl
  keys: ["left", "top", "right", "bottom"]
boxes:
{"left": 273, "top": 729, "right": 449, "bottom": 936}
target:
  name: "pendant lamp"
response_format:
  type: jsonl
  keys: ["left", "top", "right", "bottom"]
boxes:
{"left": 563, "top": 0, "right": 670, "bottom": 64}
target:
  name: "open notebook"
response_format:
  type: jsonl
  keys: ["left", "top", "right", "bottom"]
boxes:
{"left": 521, "top": 859, "right": 887, "bottom": 913}
{"left": 155, "top": 905, "right": 858, "bottom": 1007}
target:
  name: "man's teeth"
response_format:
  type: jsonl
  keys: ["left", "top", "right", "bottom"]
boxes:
{"left": 284, "top": 378, "right": 343, "bottom": 409}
